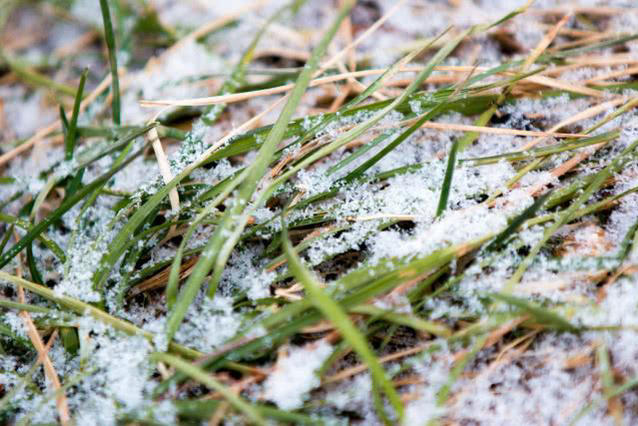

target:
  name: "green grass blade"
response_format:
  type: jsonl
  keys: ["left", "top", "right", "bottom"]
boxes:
{"left": 488, "top": 292, "right": 577, "bottom": 332}
{"left": 542, "top": 34, "right": 638, "bottom": 61}
{"left": 0, "top": 223, "right": 14, "bottom": 255}
{"left": 486, "top": 191, "right": 552, "bottom": 251}
{"left": 150, "top": 353, "right": 265, "bottom": 425}
{"left": 350, "top": 305, "right": 451, "bottom": 337}
{"left": 26, "top": 243, "right": 43, "bottom": 284}
{"left": 461, "top": 130, "right": 621, "bottom": 166}
{"left": 282, "top": 218, "right": 405, "bottom": 422}
{"left": 0, "top": 213, "right": 65, "bottom": 261}
{"left": 99, "top": 0, "right": 121, "bottom": 125}
{"left": 436, "top": 139, "right": 459, "bottom": 217}
{"left": 327, "top": 131, "right": 393, "bottom": 176}
{"left": 174, "top": 399, "right": 321, "bottom": 424}
{"left": 597, "top": 344, "right": 614, "bottom": 398}
{"left": 64, "top": 68, "right": 88, "bottom": 160}
{"left": 0, "top": 50, "right": 77, "bottom": 97}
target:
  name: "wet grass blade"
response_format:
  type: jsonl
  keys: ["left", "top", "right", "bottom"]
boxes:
{"left": 174, "top": 399, "right": 321, "bottom": 424}
{"left": 542, "top": 34, "right": 638, "bottom": 60}
{"left": 0, "top": 223, "right": 14, "bottom": 255}
{"left": 350, "top": 305, "right": 451, "bottom": 337}
{"left": 26, "top": 243, "right": 43, "bottom": 284}
{"left": 0, "top": 50, "right": 77, "bottom": 97}
{"left": 461, "top": 130, "right": 621, "bottom": 166}
{"left": 0, "top": 213, "right": 65, "bottom": 261}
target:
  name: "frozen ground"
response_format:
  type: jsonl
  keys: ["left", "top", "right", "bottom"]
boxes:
{"left": 2, "top": 0, "right": 638, "bottom": 424}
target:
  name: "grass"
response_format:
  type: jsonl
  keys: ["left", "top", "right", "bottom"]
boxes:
{"left": 2, "top": 1, "right": 638, "bottom": 425}
{"left": 98, "top": 0, "right": 121, "bottom": 126}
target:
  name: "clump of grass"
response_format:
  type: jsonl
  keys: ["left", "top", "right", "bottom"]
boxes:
{"left": 2, "top": 1, "right": 638, "bottom": 425}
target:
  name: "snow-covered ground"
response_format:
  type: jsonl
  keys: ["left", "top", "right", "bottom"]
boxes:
{"left": 3, "top": 0, "right": 638, "bottom": 424}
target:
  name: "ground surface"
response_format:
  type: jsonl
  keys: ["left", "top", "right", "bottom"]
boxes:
{"left": 2, "top": 0, "right": 638, "bottom": 425}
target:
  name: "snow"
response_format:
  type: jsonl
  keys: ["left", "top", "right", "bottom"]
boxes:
{"left": 263, "top": 340, "right": 333, "bottom": 410}
{"left": 450, "top": 334, "right": 607, "bottom": 425}
{"left": 4, "top": 0, "right": 638, "bottom": 424}
{"left": 0, "top": 86, "right": 56, "bottom": 140}
{"left": 172, "top": 294, "right": 243, "bottom": 352}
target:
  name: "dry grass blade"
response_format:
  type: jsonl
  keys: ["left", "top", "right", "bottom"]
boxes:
{"left": 521, "top": 97, "right": 627, "bottom": 150}
{"left": 323, "top": 344, "right": 432, "bottom": 385}
{"left": 148, "top": 109, "right": 180, "bottom": 213}
{"left": 17, "top": 308, "right": 70, "bottom": 425}
{"left": 413, "top": 121, "right": 588, "bottom": 138}
{"left": 522, "top": 13, "right": 571, "bottom": 71}
{"left": 12, "top": 242, "right": 70, "bottom": 425}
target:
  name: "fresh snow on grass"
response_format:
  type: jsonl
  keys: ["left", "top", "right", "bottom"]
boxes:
{"left": 3, "top": 0, "right": 638, "bottom": 424}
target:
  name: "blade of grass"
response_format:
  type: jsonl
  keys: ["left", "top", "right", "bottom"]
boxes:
{"left": 99, "top": 0, "right": 121, "bottom": 125}
{"left": 349, "top": 305, "right": 451, "bottom": 337}
{"left": 150, "top": 352, "right": 265, "bottom": 425}
{"left": 0, "top": 271, "right": 200, "bottom": 359}
{"left": 174, "top": 399, "right": 321, "bottom": 424}
{"left": 26, "top": 243, "right": 43, "bottom": 284}
{"left": 0, "top": 223, "right": 14, "bottom": 255}
{"left": 60, "top": 68, "right": 89, "bottom": 197}
{"left": 486, "top": 191, "right": 552, "bottom": 251}
{"left": 462, "top": 129, "right": 621, "bottom": 165}
{"left": 0, "top": 50, "right": 77, "bottom": 97}
{"left": 488, "top": 292, "right": 577, "bottom": 331}
{"left": 0, "top": 213, "right": 65, "bottom": 261}
{"left": 64, "top": 68, "right": 88, "bottom": 161}
{"left": 282, "top": 215, "right": 404, "bottom": 423}
{"left": 436, "top": 139, "right": 459, "bottom": 217}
